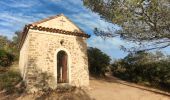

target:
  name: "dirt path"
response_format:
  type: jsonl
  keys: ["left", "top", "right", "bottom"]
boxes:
{"left": 87, "top": 76, "right": 170, "bottom": 100}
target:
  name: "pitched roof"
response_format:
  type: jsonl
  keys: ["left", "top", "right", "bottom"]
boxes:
{"left": 19, "top": 14, "right": 90, "bottom": 49}
{"left": 32, "top": 14, "right": 85, "bottom": 33}
{"left": 31, "top": 14, "right": 62, "bottom": 25}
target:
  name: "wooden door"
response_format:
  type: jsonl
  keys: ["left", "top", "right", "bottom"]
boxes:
{"left": 62, "top": 54, "right": 67, "bottom": 83}
{"left": 57, "top": 51, "right": 68, "bottom": 83}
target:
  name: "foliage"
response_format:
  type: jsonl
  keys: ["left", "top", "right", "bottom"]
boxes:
{"left": 87, "top": 47, "right": 111, "bottom": 76}
{"left": 111, "top": 51, "right": 170, "bottom": 91}
{"left": 0, "top": 69, "right": 23, "bottom": 94}
{"left": 0, "top": 32, "right": 21, "bottom": 67}
{"left": 11, "top": 31, "right": 21, "bottom": 60}
{"left": 83, "top": 0, "right": 170, "bottom": 51}
{"left": 0, "top": 36, "right": 11, "bottom": 52}
{"left": 0, "top": 49, "right": 14, "bottom": 67}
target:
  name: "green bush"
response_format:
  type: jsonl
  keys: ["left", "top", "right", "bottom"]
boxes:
{"left": 0, "top": 49, "right": 14, "bottom": 67}
{"left": 0, "top": 34, "right": 20, "bottom": 66}
{"left": 111, "top": 52, "right": 170, "bottom": 91}
{"left": 0, "top": 70, "right": 22, "bottom": 94}
{"left": 88, "top": 47, "right": 111, "bottom": 76}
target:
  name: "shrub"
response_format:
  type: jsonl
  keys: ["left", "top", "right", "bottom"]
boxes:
{"left": 0, "top": 49, "right": 14, "bottom": 67}
{"left": 111, "top": 51, "right": 170, "bottom": 91}
{"left": 0, "top": 70, "right": 23, "bottom": 94}
{"left": 88, "top": 47, "right": 111, "bottom": 77}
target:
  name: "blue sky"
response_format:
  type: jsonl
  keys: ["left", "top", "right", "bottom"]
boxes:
{"left": 0, "top": 0, "right": 169, "bottom": 59}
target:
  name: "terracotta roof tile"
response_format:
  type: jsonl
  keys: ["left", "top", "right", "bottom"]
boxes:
{"left": 19, "top": 14, "right": 90, "bottom": 49}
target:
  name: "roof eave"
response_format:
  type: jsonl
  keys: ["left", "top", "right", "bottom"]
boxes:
{"left": 19, "top": 24, "right": 90, "bottom": 50}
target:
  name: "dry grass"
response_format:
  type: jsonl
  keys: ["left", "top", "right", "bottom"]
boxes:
{"left": 0, "top": 62, "right": 92, "bottom": 100}
{"left": 17, "top": 87, "right": 92, "bottom": 100}
{"left": 0, "top": 62, "right": 24, "bottom": 95}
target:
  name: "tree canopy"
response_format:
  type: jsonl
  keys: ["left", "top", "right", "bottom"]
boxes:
{"left": 87, "top": 47, "right": 111, "bottom": 76}
{"left": 83, "top": 0, "right": 170, "bottom": 51}
{"left": 0, "top": 31, "right": 21, "bottom": 67}
{"left": 112, "top": 51, "right": 170, "bottom": 91}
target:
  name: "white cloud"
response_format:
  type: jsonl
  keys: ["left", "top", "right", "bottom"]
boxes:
{"left": 69, "top": 12, "right": 120, "bottom": 33}
{"left": 87, "top": 36, "right": 128, "bottom": 59}
{"left": 49, "top": 0, "right": 82, "bottom": 13}
{"left": 0, "top": 13, "right": 30, "bottom": 24}
{"left": 50, "top": 0, "right": 61, "bottom": 2}
{"left": 0, "top": 11, "right": 52, "bottom": 39}
{"left": 88, "top": 36, "right": 126, "bottom": 49}
{"left": 0, "top": 0, "right": 40, "bottom": 8}
{"left": 0, "top": 21, "right": 14, "bottom": 27}
{"left": 0, "top": 12, "right": 53, "bottom": 27}
{"left": 0, "top": 29, "right": 14, "bottom": 39}
{"left": 67, "top": 0, "right": 83, "bottom": 5}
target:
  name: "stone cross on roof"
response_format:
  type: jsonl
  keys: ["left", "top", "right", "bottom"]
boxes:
{"left": 59, "top": 17, "right": 66, "bottom": 26}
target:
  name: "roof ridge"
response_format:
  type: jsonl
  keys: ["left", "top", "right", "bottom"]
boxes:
{"left": 31, "top": 14, "right": 85, "bottom": 33}
{"left": 31, "top": 14, "right": 63, "bottom": 25}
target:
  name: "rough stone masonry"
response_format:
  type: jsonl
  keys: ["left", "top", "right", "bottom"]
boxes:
{"left": 19, "top": 14, "right": 90, "bottom": 92}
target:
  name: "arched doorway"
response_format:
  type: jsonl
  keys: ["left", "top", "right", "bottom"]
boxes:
{"left": 57, "top": 50, "right": 68, "bottom": 83}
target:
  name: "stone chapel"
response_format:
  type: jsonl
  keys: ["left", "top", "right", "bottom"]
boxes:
{"left": 19, "top": 14, "right": 90, "bottom": 92}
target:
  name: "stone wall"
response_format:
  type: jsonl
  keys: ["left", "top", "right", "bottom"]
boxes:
{"left": 19, "top": 33, "right": 30, "bottom": 80}
{"left": 20, "top": 29, "right": 89, "bottom": 92}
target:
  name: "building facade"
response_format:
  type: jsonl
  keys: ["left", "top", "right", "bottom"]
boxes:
{"left": 19, "top": 14, "right": 90, "bottom": 92}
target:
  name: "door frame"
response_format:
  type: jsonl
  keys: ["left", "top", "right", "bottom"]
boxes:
{"left": 54, "top": 48, "right": 71, "bottom": 85}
